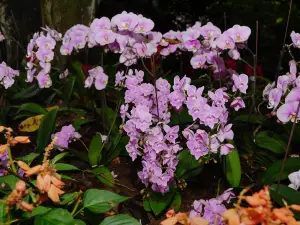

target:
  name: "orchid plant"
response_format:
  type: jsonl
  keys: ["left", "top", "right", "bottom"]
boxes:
{"left": 0, "top": 9, "right": 300, "bottom": 225}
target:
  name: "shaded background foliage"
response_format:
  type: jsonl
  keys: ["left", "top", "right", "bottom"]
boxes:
{"left": 1, "top": 0, "right": 300, "bottom": 78}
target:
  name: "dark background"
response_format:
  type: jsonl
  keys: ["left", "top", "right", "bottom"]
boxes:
{"left": 1, "top": 0, "right": 300, "bottom": 79}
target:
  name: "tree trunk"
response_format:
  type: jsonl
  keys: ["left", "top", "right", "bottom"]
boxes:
{"left": 41, "top": 0, "right": 97, "bottom": 33}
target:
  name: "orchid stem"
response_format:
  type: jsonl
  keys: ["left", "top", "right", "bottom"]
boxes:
{"left": 7, "top": 146, "right": 16, "bottom": 174}
{"left": 274, "top": 100, "right": 300, "bottom": 203}
{"left": 71, "top": 197, "right": 82, "bottom": 216}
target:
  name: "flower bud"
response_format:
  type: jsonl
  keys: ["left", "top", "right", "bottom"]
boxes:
{"left": 14, "top": 136, "right": 30, "bottom": 144}
{"left": 15, "top": 180, "right": 26, "bottom": 192}
{"left": 17, "top": 161, "right": 31, "bottom": 171}
{"left": 0, "top": 144, "right": 8, "bottom": 154}
{"left": 19, "top": 201, "right": 35, "bottom": 212}
{"left": 25, "top": 165, "right": 42, "bottom": 177}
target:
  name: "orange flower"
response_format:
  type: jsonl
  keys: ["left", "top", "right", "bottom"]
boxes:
{"left": 222, "top": 209, "right": 240, "bottom": 225}
{"left": 17, "top": 161, "right": 31, "bottom": 171}
{"left": 13, "top": 136, "right": 30, "bottom": 144}
{"left": 25, "top": 165, "right": 42, "bottom": 177}
{"left": 0, "top": 144, "right": 8, "bottom": 154}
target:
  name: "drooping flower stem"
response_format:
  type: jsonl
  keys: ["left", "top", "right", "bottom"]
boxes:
{"left": 274, "top": 100, "right": 300, "bottom": 203}
{"left": 7, "top": 146, "right": 16, "bottom": 174}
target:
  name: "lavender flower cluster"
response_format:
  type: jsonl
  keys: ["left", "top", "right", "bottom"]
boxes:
{"left": 263, "top": 59, "right": 300, "bottom": 124}
{"left": 117, "top": 67, "right": 248, "bottom": 192}
{"left": 160, "top": 23, "right": 250, "bottom": 70}
{"left": 25, "top": 26, "right": 62, "bottom": 88}
{"left": 20, "top": 12, "right": 252, "bottom": 90}
{"left": 60, "top": 12, "right": 251, "bottom": 70}
{"left": 84, "top": 66, "right": 108, "bottom": 90}
{"left": 116, "top": 69, "right": 180, "bottom": 193}
{"left": 51, "top": 125, "right": 81, "bottom": 151}
{"left": 189, "top": 189, "right": 235, "bottom": 225}
{"left": 0, "top": 147, "right": 9, "bottom": 176}
{"left": 0, "top": 62, "right": 19, "bottom": 89}
{"left": 171, "top": 73, "right": 247, "bottom": 160}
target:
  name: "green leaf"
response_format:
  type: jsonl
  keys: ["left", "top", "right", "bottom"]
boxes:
{"left": 72, "top": 61, "right": 85, "bottom": 95}
{"left": 12, "top": 84, "right": 41, "bottom": 100}
{"left": 99, "top": 214, "right": 141, "bottom": 225}
{"left": 270, "top": 184, "right": 300, "bottom": 219}
{"left": 73, "top": 119, "right": 92, "bottom": 131}
{"left": 83, "top": 189, "right": 129, "bottom": 213}
{"left": 0, "top": 175, "right": 20, "bottom": 189}
{"left": 58, "top": 107, "right": 86, "bottom": 117}
{"left": 23, "top": 206, "right": 52, "bottom": 218}
{"left": 93, "top": 166, "right": 115, "bottom": 187}
{"left": 37, "top": 108, "right": 58, "bottom": 153}
{"left": 64, "top": 76, "right": 76, "bottom": 105}
{"left": 176, "top": 149, "right": 202, "bottom": 179}
{"left": 270, "top": 184, "right": 300, "bottom": 205}
{"left": 88, "top": 133, "right": 103, "bottom": 167}
{"left": 0, "top": 201, "right": 7, "bottom": 223}
{"left": 34, "top": 208, "right": 75, "bottom": 225}
{"left": 51, "top": 152, "right": 69, "bottom": 164}
{"left": 75, "top": 219, "right": 86, "bottom": 225}
{"left": 143, "top": 198, "right": 151, "bottom": 212}
{"left": 61, "top": 174, "right": 78, "bottom": 182}
{"left": 149, "top": 188, "right": 175, "bottom": 216}
{"left": 262, "top": 158, "right": 300, "bottom": 184}
{"left": 170, "top": 191, "right": 181, "bottom": 212}
{"left": 54, "top": 163, "right": 80, "bottom": 171}
{"left": 255, "top": 131, "right": 286, "bottom": 154}
{"left": 107, "top": 136, "right": 129, "bottom": 162}
{"left": 16, "top": 103, "right": 47, "bottom": 115}
{"left": 224, "top": 142, "right": 241, "bottom": 187}
{"left": 59, "top": 192, "right": 78, "bottom": 206}
{"left": 16, "top": 153, "right": 40, "bottom": 165}
{"left": 234, "top": 114, "right": 266, "bottom": 124}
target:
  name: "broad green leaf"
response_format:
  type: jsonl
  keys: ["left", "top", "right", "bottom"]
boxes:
{"left": 51, "top": 152, "right": 69, "bottom": 164}
{"left": 72, "top": 61, "right": 85, "bottom": 95}
{"left": 23, "top": 206, "right": 52, "bottom": 218}
{"left": 270, "top": 184, "right": 300, "bottom": 206}
{"left": 93, "top": 166, "right": 115, "bottom": 187}
{"left": 255, "top": 131, "right": 286, "bottom": 154}
{"left": 99, "top": 214, "right": 140, "bottom": 225}
{"left": 0, "top": 201, "right": 7, "bottom": 223}
{"left": 270, "top": 184, "right": 300, "bottom": 219}
{"left": 18, "top": 115, "right": 45, "bottom": 132}
{"left": 59, "top": 192, "right": 78, "bottom": 206}
{"left": 143, "top": 198, "right": 151, "bottom": 212}
{"left": 176, "top": 149, "right": 202, "bottom": 179}
{"left": 224, "top": 142, "right": 241, "bottom": 187}
{"left": 60, "top": 174, "right": 78, "bottom": 181}
{"left": 54, "top": 163, "right": 80, "bottom": 171}
{"left": 64, "top": 76, "right": 76, "bottom": 105}
{"left": 12, "top": 84, "right": 40, "bottom": 100}
{"left": 149, "top": 188, "right": 175, "bottom": 216}
{"left": 262, "top": 158, "right": 300, "bottom": 184}
{"left": 37, "top": 109, "right": 58, "bottom": 153}
{"left": 83, "top": 189, "right": 129, "bottom": 213}
{"left": 34, "top": 208, "right": 75, "bottom": 225}
{"left": 107, "top": 136, "right": 129, "bottom": 162}
{"left": 170, "top": 191, "right": 181, "bottom": 212}
{"left": 73, "top": 119, "right": 92, "bottom": 131}
{"left": 75, "top": 220, "right": 86, "bottom": 225}
{"left": 16, "top": 103, "right": 47, "bottom": 115}
{"left": 45, "top": 105, "right": 59, "bottom": 111}
{"left": 0, "top": 175, "right": 20, "bottom": 189}
{"left": 58, "top": 107, "right": 86, "bottom": 117}
{"left": 88, "top": 133, "right": 103, "bottom": 167}
{"left": 16, "top": 153, "right": 40, "bottom": 165}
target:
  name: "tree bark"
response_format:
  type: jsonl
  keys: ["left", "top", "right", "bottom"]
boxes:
{"left": 41, "top": 0, "right": 97, "bottom": 33}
